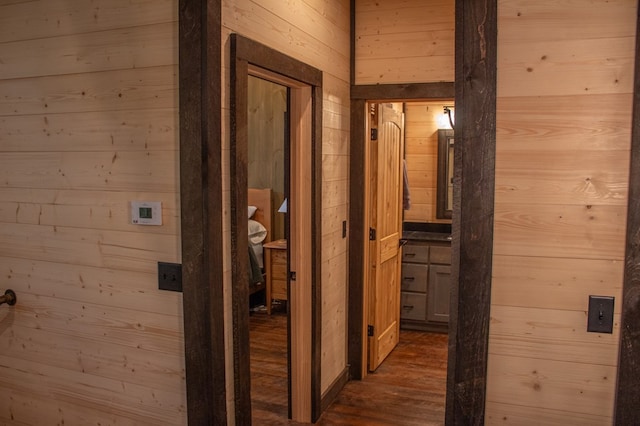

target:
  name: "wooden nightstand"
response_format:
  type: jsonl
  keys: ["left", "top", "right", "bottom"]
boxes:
{"left": 263, "top": 239, "right": 287, "bottom": 314}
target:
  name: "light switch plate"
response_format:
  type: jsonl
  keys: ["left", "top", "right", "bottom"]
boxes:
{"left": 587, "top": 295, "right": 614, "bottom": 334}
{"left": 158, "top": 262, "right": 182, "bottom": 292}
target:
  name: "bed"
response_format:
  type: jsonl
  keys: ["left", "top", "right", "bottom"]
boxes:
{"left": 247, "top": 188, "right": 273, "bottom": 295}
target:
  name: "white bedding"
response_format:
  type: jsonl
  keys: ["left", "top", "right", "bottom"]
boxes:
{"left": 248, "top": 218, "right": 267, "bottom": 268}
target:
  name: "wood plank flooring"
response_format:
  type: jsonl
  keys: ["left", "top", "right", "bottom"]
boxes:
{"left": 250, "top": 310, "right": 448, "bottom": 425}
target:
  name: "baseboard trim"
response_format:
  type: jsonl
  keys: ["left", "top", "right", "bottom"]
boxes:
{"left": 320, "top": 366, "right": 350, "bottom": 413}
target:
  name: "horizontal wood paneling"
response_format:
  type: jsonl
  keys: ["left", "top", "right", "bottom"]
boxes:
{"left": 491, "top": 255, "right": 623, "bottom": 311}
{"left": 487, "top": 354, "right": 616, "bottom": 418}
{"left": 493, "top": 203, "right": 626, "bottom": 260}
{"left": 496, "top": 94, "right": 633, "bottom": 152}
{"left": 489, "top": 305, "right": 620, "bottom": 363}
{"left": 0, "top": 223, "right": 178, "bottom": 272}
{"left": 488, "top": 0, "right": 635, "bottom": 422}
{"left": 321, "top": 254, "right": 348, "bottom": 391}
{"left": 222, "top": 0, "right": 349, "bottom": 79}
{"left": 403, "top": 101, "right": 452, "bottom": 223}
{"left": 0, "top": 1, "right": 184, "bottom": 424}
{"left": 0, "top": 0, "right": 176, "bottom": 43}
{"left": 10, "top": 293, "right": 183, "bottom": 353}
{"left": 498, "top": 0, "right": 636, "bottom": 43}
{"left": 485, "top": 401, "right": 611, "bottom": 426}
{"left": 0, "top": 257, "right": 182, "bottom": 314}
{"left": 0, "top": 65, "right": 177, "bottom": 116}
{"left": 0, "top": 189, "right": 178, "bottom": 233}
{"left": 498, "top": 40, "right": 635, "bottom": 98}
{"left": 0, "top": 354, "right": 184, "bottom": 425}
{"left": 354, "top": 0, "right": 454, "bottom": 85}
{"left": 1, "top": 109, "right": 177, "bottom": 152}
{"left": 1, "top": 22, "right": 177, "bottom": 80}
{"left": 0, "top": 151, "right": 178, "bottom": 192}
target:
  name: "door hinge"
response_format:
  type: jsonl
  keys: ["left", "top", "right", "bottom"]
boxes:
{"left": 289, "top": 271, "right": 296, "bottom": 281}
{"left": 371, "top": 128, "right": 378, "bottom": 141}
{"left": 369, "top": 227, "right": 376, "bottom": 241}
{"left": 367, "top": 325, "right": 374, "bottom": 337}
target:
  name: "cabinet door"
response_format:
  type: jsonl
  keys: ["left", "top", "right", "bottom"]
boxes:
{"left": 428, "top": 264, "right": 451, "bottom": 323}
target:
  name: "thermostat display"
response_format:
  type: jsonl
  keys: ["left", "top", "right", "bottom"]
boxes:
{"left": 131, "top": 201, "right": 162, "bottom": 225}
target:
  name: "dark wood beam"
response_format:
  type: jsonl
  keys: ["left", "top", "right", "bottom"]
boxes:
{"left": 351, "top": 82, "right": 455, "bottom": 100}
{"left": 445, "top": 0, "right": 497, "bottom": 424}
{"left": 614, "top": 2, "right": 640, "bottom": 422}
{"left": 178, "top": 0, "right": 226, "bottom": 424}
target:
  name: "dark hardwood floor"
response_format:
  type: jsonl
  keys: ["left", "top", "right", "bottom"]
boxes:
{"left": 250, "top": 309, "right": 448, "bottom": 425}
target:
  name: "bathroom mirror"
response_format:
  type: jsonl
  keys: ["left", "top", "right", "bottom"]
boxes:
{"left": 436, "top": 129, "right": 454, "bottom": 219}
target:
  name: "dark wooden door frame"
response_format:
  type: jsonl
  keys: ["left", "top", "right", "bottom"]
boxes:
{"left": 177, "top": 0, "right": 640, "bottom": 423}
{"left": 348, "top": 1, "right": 497, "bottom": 424}
{"left": 614, "top": 3, "right": 640, "bottom": 423}
{"left": 349, "top": 1, "right": 640, "bottom": 424}
{"left": 229, "top": 34, "right": 324, "bottom": 424}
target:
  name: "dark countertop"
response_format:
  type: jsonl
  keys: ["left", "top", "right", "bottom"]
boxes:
{"left": 402, "top": 222, "right": 451, "bottom": 242}
{"left": 402, "top": 230, "right": 452, "bottom": 242}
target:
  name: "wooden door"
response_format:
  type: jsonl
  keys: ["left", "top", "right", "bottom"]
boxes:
{"left": 368, "top": 102, "right": 405, "bottom": 371}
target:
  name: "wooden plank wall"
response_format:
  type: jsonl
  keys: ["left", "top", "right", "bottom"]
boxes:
{"left": 0, "top": 1, "right": 186, "bottom": 425}
{"left": 355, "top": 0, "right": 454, "bottom": 85}
{"left": 404, "top": 101, "right": 454, "bottom": 223}
{"left": 247, "top": 77, "right": 286, "bottom": 240}
{"left": 356, "top": 0, "right": 637, "bottom": 423}
{"left": 221, "top": 0, "right": 352, "bottom": 412}
{"left": 486, "top": 0, "right": 636, "bottom": 423}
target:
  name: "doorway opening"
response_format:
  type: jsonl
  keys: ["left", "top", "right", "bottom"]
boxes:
{"left": 246, "top": 75, "right": 288, "bottom": 420}
{"left": 229, "top": 34, "right": 323, "bottom": 424}
{"left": 355, "top": 99, "right": 454, "bottom": 420}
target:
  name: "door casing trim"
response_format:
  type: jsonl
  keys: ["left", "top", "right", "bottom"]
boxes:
{"left": 230, "top": 34, "right": 323, "bottom": 423}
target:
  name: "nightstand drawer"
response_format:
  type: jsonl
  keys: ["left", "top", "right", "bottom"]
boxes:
{"left": 272, "top": 263, "right": 287, "bottom": 281}
{"left": 271, "top": 249, "right": 287, "bottom": 265}
{"left": 401, "top": 292, "right": 427, "bottom": 321}
{"left": 402, "top": 244, "right": 429, "bottom": 264}
{"left": 263, "top": 239, "right": 288, "bottom": 314}
{"left": 401, "top": 263, "right": 428, "bottom": 293}
{"left": 271, "top": 279, "right": 287, "bottom": 300}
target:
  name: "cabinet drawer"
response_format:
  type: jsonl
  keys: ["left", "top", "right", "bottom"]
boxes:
{"left": 271, "top": 279, "right": 287, "bottom": 300}
{"left": 429, "top": 245, "right": 451, "bottom": 264}
{"left": 271, "top": 263, "right": 287, "bottom": 281}
{"left": 401, "top": 263, "right": 428, "bottom": 293}
{"left": 402, "top": 244, "right": 429, "bottom": 264}
{"left": 271, "top": 249, "right": 287, "bottom": 265}
{"left": 400, "top": 292, "right": 427, "bottom": 321}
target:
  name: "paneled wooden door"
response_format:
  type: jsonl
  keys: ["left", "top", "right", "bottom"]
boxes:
{"left": 368, "top": 102, "right": 405, "bottom": 371}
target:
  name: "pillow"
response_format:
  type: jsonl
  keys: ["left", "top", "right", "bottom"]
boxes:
{"left": 248, "top": 205, "right": 258, "bottom": 219}
{"left": 248, "top": 219, "right": 267, "bottom": 244}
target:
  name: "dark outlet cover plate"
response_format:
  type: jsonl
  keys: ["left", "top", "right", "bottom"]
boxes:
{"left": 587, "top": 295, "right": 614, "bottom": 334}
{"left": 158, "top": 262, "right": 182, "bottom": 292}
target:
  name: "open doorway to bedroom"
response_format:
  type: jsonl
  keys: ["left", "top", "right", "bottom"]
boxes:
{"left": 229, "top": 34, "right": 323, "bottom": 424}
{"left": 246, "top": 75, "right": 289, "bottom": 421}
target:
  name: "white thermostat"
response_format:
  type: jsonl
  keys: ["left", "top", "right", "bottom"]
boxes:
{"left": 131, "top": 201, "right": 162, "bottom": 225}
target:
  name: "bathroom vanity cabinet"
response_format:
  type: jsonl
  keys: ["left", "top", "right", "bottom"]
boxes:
{"left": 400, "top": 237, "right": 451, "bottom": 332}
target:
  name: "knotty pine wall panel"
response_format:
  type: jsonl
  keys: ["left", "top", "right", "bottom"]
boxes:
{"left": 354, "top": 0, "right": 454, "bottom": 85}
{"left": 0, "top": 0, "right": 184, "bottom": 424}
{"left": 221, "top": 0, "right": 351, "bottom": 413}
{"left": 487, "top": 0, "right": 635, "bottom": 423}
{"left": 403, "top": 101, "right": 453, "bottom": 223}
